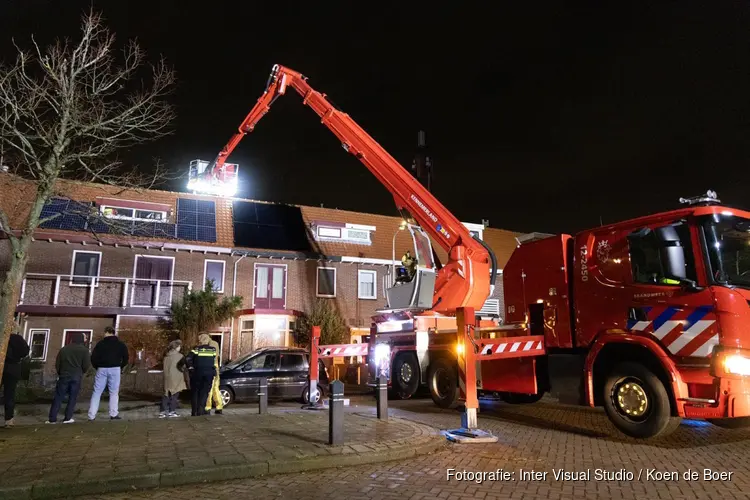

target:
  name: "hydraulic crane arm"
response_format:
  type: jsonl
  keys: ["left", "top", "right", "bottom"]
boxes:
{"left": 210, "top": 64, "right": 497, "bottom": 314}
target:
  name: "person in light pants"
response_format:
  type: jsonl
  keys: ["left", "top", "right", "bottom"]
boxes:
{"left": 88, "top": 326, "right": 129, "bottom": 421}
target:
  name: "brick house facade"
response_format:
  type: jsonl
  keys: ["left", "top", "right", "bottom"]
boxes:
{"left": 0, "top": 173, "right": 521, "bottom": 382}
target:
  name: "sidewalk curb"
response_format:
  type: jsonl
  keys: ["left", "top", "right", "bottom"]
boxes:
{"left": 0, "top": 431, "right": 446, "bottom": 499}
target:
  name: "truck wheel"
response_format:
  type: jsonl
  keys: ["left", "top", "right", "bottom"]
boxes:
{"left": 603, "top": 362, "right": 678, "bottom": 439}
{"left": 391, "top": 353, "right": 420, "bottom": 399}
{"left": 707, "top": 417, "right": 750, "bottom": 429}
{"left": 428, "top": 357, "right": 459, "bottom": 409}
{"left": 501, "top": 392, "right": 544, "bottom": 404}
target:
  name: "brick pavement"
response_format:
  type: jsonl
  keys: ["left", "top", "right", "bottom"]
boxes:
{"left": 77, "top": 397, "right": 750, "bottom": 500}
{"left": 0, "top": 407, "right": 442, "bottom": 499}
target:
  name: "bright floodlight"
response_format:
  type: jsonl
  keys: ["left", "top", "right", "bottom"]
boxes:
{"left": 188, "top": 159, "right": 239, "bottom": 197}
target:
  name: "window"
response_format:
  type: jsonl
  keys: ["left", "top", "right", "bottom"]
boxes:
{"left": 100, "top": 205, "right": 167, "bottom": 222}
{"left": 317, "top": 226, "right": 342, "bottom": 238}
{"left": 70, "top": 250, "right": 101, "bottom": 286}
{"left": 316, "top": 267, "right": 336, "bottom": 297}
{"left": 279, "top": 353, "right": 306, "bottom": 371}
{"left": 628, "top": 223, "right": 696, "bottom": 285}
{"left": 29, "top": 329, "right": 49, "bottom": 361}
{"left": 203, "top": 260, "right": 225, "bottom": 293}
{"left": 314, "top": 223, "right": 374, "bottom": 245}
{"left": 62, "top": 329, "right": 92, "bottom": 348}
{"left": 462, "top": 222, "right": 484, "bottom": 240}
{"left": 245, "top": 352, "right": 277, "bottom": 371}
{"left": 358, "top": 270, "right": 377, "bottom": 299}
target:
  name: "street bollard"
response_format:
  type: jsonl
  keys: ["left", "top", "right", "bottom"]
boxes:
{"left": 328, "top": 380, "right": 344, "bottom": 445}
{"left": 376, "top": 375, "right": 388, "bottom": 421}
{"left": 258, "top": 377, "right": 268, "bottom": 414}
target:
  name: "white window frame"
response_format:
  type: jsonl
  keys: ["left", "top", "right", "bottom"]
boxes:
{"left": 357, "top": 269, "right": 377, "bottom": 300}
{"left": 251, "top": 263, "right": 288, "bottom": 309}
{"left": 69, "top": 250, "right": 102, "bottom": 287}
{"left": 28, "top": 329, "right": 50, "bottom": 361}
{"left": 62, "top": 329, "right": 94, "bottom": 349}
{"left": 317, "top": 226, "right": 342, "bottom": 239}
{"left": 203, "top": 259, "right": 226, "bottom": 293}
{"left": 314, "top": 223, "right": 374, "bottom": 245}
{"left": 100, "top": 204, "right": 168, "bottom": 223}
{"left": 462, "top": 222, "right": 484, "bottom": 240}
{"left": 316, "top": 267, "right": 337, "bottom": 298}
{"left": 131, "top": 255, "right": 176, "bottom": 308}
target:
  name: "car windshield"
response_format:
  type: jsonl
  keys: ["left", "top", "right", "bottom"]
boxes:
{"left": 700, "top": 214, "right": 750, "bottom": 287}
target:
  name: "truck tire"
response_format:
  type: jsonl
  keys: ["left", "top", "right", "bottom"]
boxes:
{"left": 391, "top": 353, "right": 420, "bottom": 399}
{"left": 602, "top": 361, "right": 679, "bottom": 439}
{"left": 707, "top": 417, "right": 750, "bottom": 429}
{"left": 501, "top": 392, "right": 544, "bottom": 404}
{"left": 428, "top": 357, "right": 459, "bottom": 409}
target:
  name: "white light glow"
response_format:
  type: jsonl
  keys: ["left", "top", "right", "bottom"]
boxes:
{"left": 187, "top": 178, "right": 238, "bottom": 197}
{"left": 374, "top": 344, "right": 391, "bottom": 365}
{"left": 724, "top": 355, "right": 750, "bottom": 376}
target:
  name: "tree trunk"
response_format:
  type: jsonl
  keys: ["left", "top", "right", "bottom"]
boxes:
{"left": 0, "top": 239, "right": 30, "bottom": 378}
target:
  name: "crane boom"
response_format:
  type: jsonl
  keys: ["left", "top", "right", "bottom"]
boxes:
{"left": 210, "top": 64, "right": 496, "bottom": 314}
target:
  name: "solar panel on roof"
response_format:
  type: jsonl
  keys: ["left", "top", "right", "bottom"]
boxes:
{"left": 232, "top": 201, "right": 311, "bottom": 252}
{"left": 176, "top": 198, "right": 217, "bottom": 243}
{"left": 39, "top": 198, "right": 91, "bottom": 231}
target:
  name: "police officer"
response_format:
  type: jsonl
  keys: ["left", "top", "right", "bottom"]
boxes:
{"left": 181, "top": 333, "right": 217, "bottom": 416}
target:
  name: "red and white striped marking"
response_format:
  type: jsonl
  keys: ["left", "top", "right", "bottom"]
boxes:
{"left": 478, "top": 336, "right": 546, "bottom": 360}
{"left": 318, "top": 343, "right": 369, "bottom": 358}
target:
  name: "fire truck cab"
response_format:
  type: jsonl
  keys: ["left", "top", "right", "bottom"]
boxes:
{"left": 502, "top": 191, "right": 750, "bottom": 438}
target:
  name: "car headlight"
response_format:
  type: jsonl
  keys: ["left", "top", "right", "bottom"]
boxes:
{"left": 724, "top": 354, "right": 750, "bottom": 377}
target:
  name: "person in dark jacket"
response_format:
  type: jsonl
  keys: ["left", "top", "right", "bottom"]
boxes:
{"left": 3, "top": 325, "right": 30, "bottom": 427}
{"left": 179, "top": 333, "right": 217, "bottom": 416}
{"left": 87, "top": 326, "right": 129, "bottom": 421}
{"left": 46, "top": 333, "right": 91, "bottom": 424}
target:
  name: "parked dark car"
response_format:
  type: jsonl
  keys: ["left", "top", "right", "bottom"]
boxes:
{"left": 219, "top": 347, "right": 324, "bottom": 406}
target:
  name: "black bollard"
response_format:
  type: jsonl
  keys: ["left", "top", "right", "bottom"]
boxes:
{"left": 376, "top": 375, "right": 388, "bottom": 421}
{"left": 328, "top": 380, "right": 344, "bottom": 445}
{"left": 258, "top": 377, "right": 268, "bottom": 414}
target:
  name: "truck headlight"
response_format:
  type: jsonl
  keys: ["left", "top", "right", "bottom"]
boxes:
{"left": 374, "top": 343, "right": 390, "bottom": 365}
{"left": 724, "top": 354, "right": 750, "bottom": 377}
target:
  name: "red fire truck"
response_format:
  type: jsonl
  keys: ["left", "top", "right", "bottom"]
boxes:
{"left": 369, "top": 191, "right": 750, "bottom": 438}
{"left": 203, "top": 65, "right": 750, "bottom": 439}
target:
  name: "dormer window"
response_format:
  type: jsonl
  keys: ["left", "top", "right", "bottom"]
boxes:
{"left": 96, "top": 197, "right": 171, "bottom": 224}
{"left": 101, "top": 205, "right": 167, "bottom": 222}
{"left": 463, "top": 222, "right": 484, "bottom": 240}
{"left": 313, "top": 222, "right": 375, "bottom": 245}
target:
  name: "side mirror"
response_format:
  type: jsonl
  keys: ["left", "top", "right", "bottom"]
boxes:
{"left": 679, "top": 279, "right": 702, "bottom": 293}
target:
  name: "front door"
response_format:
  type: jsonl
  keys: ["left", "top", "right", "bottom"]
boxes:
{"left": 254, "top": 264, "right": 286, "bottom": 309}
{"left": 133, "top": 256, "right": 173, "bottom": 307}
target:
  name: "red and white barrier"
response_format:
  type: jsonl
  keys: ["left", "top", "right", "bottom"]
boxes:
{"left": 306, "top": 326, "right": 370, "bottom": 407}
{"left": 477, "top": 335, "right": 546, "bottom": 360}
{"left": 318, "top": 343, "right": 369, "bottom": 358}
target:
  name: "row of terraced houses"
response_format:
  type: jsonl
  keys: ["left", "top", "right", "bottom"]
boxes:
{"left": 0, "top": 173, "right": 528, "bottom": 384}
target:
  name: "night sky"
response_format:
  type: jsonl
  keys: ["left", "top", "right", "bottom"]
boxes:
{"left": 2, "top": 2, "right": 750, "bottom": 235}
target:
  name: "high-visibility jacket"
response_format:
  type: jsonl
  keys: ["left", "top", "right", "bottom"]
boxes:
{"left": 185, "top": 344, "right": 217, "bottom": 377}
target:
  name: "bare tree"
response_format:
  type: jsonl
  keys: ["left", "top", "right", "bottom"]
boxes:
{"left": 0, "top": 11, "right": 176, "bottom": 376}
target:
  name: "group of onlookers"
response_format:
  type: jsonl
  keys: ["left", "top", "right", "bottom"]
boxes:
{"left": 2, "top": 326, "right": 224, "bottom": 426}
